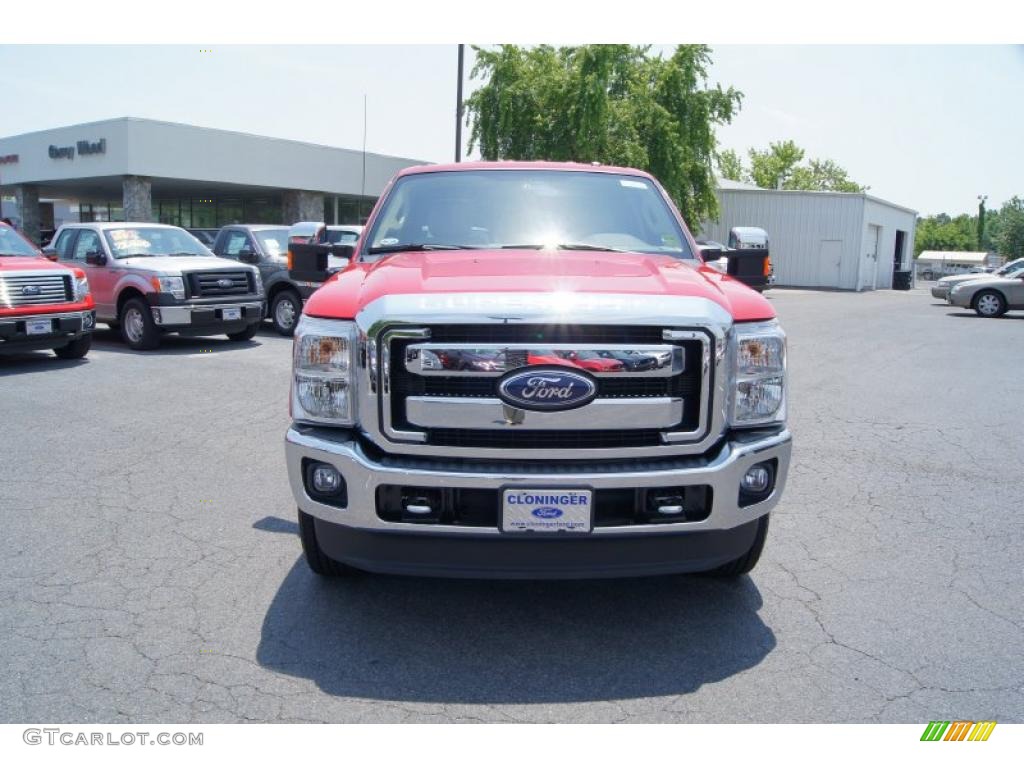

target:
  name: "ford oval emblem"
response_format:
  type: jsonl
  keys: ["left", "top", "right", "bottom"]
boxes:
{"left": 21, "top": 285, "right": 41, "bottom": 296}
{"left": 531, "top": 506, "right": 564, "bottom": 519}
{"left": 217, "top": 278, "right": 233, "bottom": 289}
{"left": 497, "top": 367, "right": 597, "bottom": 412}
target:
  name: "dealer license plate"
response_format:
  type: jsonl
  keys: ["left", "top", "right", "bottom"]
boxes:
{"left": 501, "top": 488, "right": 592, "bottom": 533}
{"left": 222, "top": 307, "right": 241, "bottom": 321}
{"left": 26, "top": 319, "right": 52, "bottom": 335}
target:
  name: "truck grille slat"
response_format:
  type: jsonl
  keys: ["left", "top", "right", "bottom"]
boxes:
{"left": 185, "top": 271, "right": 253, "bottom": 298}
{"left": 0, "top": 274, "right": 73, "bottom": 307}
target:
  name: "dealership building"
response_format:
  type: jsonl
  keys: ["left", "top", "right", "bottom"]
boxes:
{"left": 0, "top": 117, "right": 426, "bottom": 243}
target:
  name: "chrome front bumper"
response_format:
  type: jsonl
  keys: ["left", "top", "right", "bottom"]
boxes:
{"left": 285, "top": 425, "right": 791, "bottom": 535}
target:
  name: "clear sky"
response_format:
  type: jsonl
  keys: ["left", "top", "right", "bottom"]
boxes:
{"left": 1, "top": 44, "right": 1021, "bottom": 216}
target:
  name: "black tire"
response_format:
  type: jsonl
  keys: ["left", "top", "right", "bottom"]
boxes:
{"left": 973, "top": 289, "right": 1007, "bottom": 318}
{"left": 227, "top": 323, "right": 259, "bottom": 341}
{"left": 706, "top": 515, "right": 770, "bottom": 578}
{"left": 119, "top": 297, "right": 161, "bottom": 350}
{"left": 270, "top": 290, "right": 302, "bottom": 336}
{"left": 53, "top": 334, "right": 92, "bottom": 359}
{"left": 298, "top": 510, "right": 359, "bottom": 577}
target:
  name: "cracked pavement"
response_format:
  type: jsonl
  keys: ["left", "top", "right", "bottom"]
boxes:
{"left": 1, "top": 288, "right": 1022, "bottom": 723}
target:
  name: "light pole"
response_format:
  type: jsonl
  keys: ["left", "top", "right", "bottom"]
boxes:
{"left": 455, "top": 44, "right": 465, "bottom": 162}
{"left": 977, "top": 194, "right": 988, "bottom": 253}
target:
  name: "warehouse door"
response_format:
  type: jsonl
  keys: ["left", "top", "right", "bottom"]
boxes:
{"left": 818, "top": 240, "right": 843, "bottom": 287}
{"left": 861, "top": 225, "right": 881, "bottom": 290}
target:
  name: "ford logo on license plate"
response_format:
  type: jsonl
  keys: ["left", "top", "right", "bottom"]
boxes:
{"left": 497, "top": 367, "right": 597, "bottom": 411}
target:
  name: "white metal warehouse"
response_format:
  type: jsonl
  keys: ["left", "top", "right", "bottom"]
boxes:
{"left": 701, "top": 181, "right": 918, "bottom": 290}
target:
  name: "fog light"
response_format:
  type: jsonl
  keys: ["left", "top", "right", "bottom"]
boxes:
{"left": 83, "top": 313, "right": 95, "bottom": 329}
{"left": 151, "top": 308, "right": 162, "bottom": 324}
{"left": 741, "top": 464, "right": 771, "bottom": 494}
{"left": 311, "top": 463, "right": 342, "bottom": 494}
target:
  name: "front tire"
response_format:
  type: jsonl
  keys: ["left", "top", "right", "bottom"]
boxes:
{"left": 973, "top": 290, "right": 1007, "bottom": 318}
{"left": 270, "top": 290, "right": 302, "bottom": 336}
{"left": 298, "top": 510, "right": 359, "bottom": 577}
{"left": 227, "top": 323, "right": 259, "bottom": 342}
{"left": 706, "top": 515, "right": 769, "bottom": 578}
{"left": 54, "top": 334, "right": 92, "bottom": 359}
{"left": 119, "top": 298, "right": 161, "bottom": 350}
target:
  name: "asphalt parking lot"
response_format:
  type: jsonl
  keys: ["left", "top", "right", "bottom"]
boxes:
{"left": 1, "top": 286, "right": 1022, "bottom": 723}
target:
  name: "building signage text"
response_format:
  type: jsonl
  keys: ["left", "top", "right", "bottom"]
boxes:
{"left": 48, "top": 139, "right": 106, "bottom": 160}
{"left": 0, "top": 153, "right": 18, "bottom": 165}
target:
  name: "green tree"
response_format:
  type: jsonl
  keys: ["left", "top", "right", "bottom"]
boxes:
{"left": 747, "top": 140, "right": 804, "bottom": 189}
{"left": 466, "top": 44, "right": 743, "bottom": 225}
{"left": 716, "top": 148, "right": 744, "bottom": 181}
{"left": 787, "top": 159, "right": 866, "bottom": 193}
{"left": 914, "top": 213, "right": 976, "bottom": 256}
{"left": 996, "top": 196, "right": 1024, "bottom": 260}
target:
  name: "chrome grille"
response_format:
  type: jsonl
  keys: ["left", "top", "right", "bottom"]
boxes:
{"left": 186, "top": 270, "right": 252, "bottom": 297}
{"left": 0, "top": 272, "right": 72, "bottom": 308}
{"left": 384, "top": 325, "right": 708, "bottom": 450}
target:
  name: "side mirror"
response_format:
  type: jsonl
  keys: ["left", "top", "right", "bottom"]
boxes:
{"left": 329, "top": 244, "right": 355, "bottom": 260}
{"left": 707, "top": 256, "right": 730, "bottom": 274}
{"left": 84, "top": 250, "right": 107, "bottom": 266}
{"left": 42, "top": 246, "right": 58, "bottom": 261}
{"left": 238, "top": 248, "right": 260, "bottom": 264}
{"left": 701, "top": 247, "right": 724, "bottom": 260}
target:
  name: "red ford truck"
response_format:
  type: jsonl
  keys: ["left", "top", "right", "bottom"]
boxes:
{"left": 285, "top": 162, "right": 791, "bottom": 579}
{"left": 1, "top": 222, "right": 95, "bottom": 360}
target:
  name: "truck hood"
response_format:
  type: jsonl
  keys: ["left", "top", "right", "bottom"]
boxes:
{"left": 117, "top": 255, "right": 249, "bottom": 274}
{"left": 303, "top": 249, "right": 775, "bottom": 323}
{"left": 0, "top": 255, "right": 71, "bottom": 273}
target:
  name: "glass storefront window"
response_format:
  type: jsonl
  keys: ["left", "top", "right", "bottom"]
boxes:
{"left": 191, "top": 197, "right": 217, "bottom": 228}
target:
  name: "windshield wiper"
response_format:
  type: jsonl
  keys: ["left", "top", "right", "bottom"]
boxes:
{"left": 166, "top": 252, "right": 205, "bottom": 257}
{"left": 499, "top": 243, "right": 625, "bottom": 253}
{"left": 367, "top": 243, "right": 480, "bottom": 255}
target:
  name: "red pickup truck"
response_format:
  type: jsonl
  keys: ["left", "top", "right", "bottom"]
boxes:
{"left": 285, "top": 162, "right": 790, "bottom": 579}
{"left": 0, "top": 222, "right": 95, "bottom": 360}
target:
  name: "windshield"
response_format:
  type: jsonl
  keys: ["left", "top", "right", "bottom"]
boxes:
{"left": 365, "top": 170, "right": 694, "bottom": 259}
{"left": 997, "top": 260, "right": 1024, "bottom": 276}
{"left": 104, "top": 227, "right": 211, "bottom": 258}
{"left": 0, "top": 226, "right": 40, "bottom": 257}
{"left": 253, "top": 228, "right": 290, "bottom": 258}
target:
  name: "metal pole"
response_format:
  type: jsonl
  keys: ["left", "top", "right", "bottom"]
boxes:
{"left": 455, "top": 44, "right": 465, "bottom": 162}
{"left": 360, "top": 93, "right": 367, "bottom": 222}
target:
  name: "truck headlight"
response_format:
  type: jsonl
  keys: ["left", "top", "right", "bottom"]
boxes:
{"left": 151, "top": 276, "right": 185, "bottom": 300}
{"left": 730, "top": 320, "right": 786, "bottom": 426}
{"left": 292, "top": 316, "right": 357, "bottom": 425}
{"left": 252, "top": 269, "right": 263, "bottom": 295}
{"left": 73, "top": 271, "right": 90, "bottom": 301}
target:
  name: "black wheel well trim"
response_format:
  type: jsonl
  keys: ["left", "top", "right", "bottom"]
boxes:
{"left": 267, "top": 281, "right": 301, "bottom": 302}
{"left": 117, "top": 287, "right": 148, "bottom": 314}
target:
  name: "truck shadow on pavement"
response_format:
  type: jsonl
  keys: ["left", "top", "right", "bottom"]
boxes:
{"left": 256, "top": 559, "right": 775, "bottom": 704}
{"left": 0, "top": 353, "right": 89, "bottom": 376}
{"left": 88, "top": 326, "right": 266, "bottom": 355}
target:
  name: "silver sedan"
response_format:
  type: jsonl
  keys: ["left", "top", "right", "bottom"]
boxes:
{"left": 931, "top": 258, "right": 1024, "bottom": 300}
{"left": 948, "top": 267, "right": 1024, "bottom": 317}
